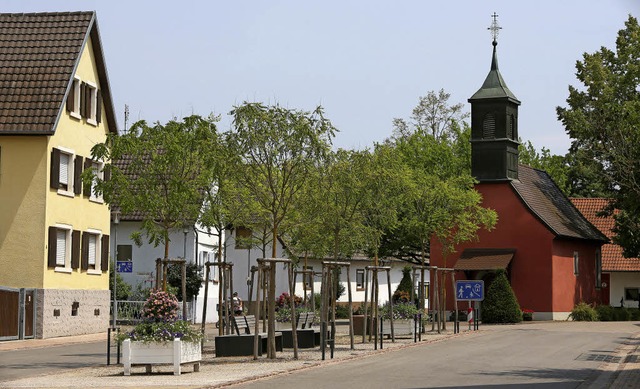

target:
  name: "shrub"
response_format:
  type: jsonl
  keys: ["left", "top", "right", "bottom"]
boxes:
{"left": 142, "top": 290, "right": 179, "bottom": 322}
{"left": 116, "top": 320, "right": 202, "bottom": 343}
{"left": 393, "top": 266, "right": 413, "bottom": 301}
{"left": 276, "top": 292, "right": 302, "bottom": 308}
{"left": 379, "top": 302, "right": 419, "bottom": 320}
{"left": 521, "top": 308, "right": 534, "bottom": 321}
{"left": 569, "top": 302, "right": 598, "bottom": 321}
{"left": 613, "top": 307, "right": 631, "bottom": 321}
{"left": 167, "top": 263, "right": 203, "bottom": 302}
{"left": 335, "top": 305, "right": 350, "bottom": 319}
{"left": 116, "top": 290, "right": 202, "bottom": 344}
{"left": 482, "top": 270, "right": 522, "bottom": 324}
{"left": 595, "top": 305, "right": 614, "bottom": 321}
{"left": 631, "top": 309, "right": 640, "bottom": 321}
{"left": 109, "top": 265, "right": 131, "bottom": 300}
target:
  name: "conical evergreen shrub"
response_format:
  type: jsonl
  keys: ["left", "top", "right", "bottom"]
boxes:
{"left": 393, "top": 266, "right": 413, "bottom": 302}
{"left": 482, "top": 269, "right": 522, "bottom": 323}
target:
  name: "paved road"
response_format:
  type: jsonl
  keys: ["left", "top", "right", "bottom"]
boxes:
{"left": 232, "top": 322, "right": 638, "bottom": 389}
{"left": 0, "top": 340, "right": 113, "bottom": 382}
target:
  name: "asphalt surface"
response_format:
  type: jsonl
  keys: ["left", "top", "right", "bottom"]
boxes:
{"left": 231, "top": 322, "right": 640, "bottom": 389}
{"left": 0, "top": 337, "right": 113, "bottom": 382}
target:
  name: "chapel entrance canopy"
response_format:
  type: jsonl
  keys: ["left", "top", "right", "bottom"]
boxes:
{"left": 453, "top": 248, "right": 516, "bottom": 271}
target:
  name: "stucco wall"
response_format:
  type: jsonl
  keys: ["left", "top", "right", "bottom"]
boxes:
{"left": 610, "top": 272, "right": 640, "bottom": 308}
{"left": 44, "top": 36, "right": 111, "bottom": 291}
{"left": 36, "top": 288, "right": 110, "bottom": 339}
{"left": 552, "top": 239, "right": 602, "bottom": 312}
{"left": 430, "top": 182, "right": 557, "bottom": 313}
{"left": 0, "top": 137, "right": 48, "bottom": 288}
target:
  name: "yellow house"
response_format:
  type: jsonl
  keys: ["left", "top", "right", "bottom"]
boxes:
{"left": 0, "top": 11, "right": 117, "bottom": 339}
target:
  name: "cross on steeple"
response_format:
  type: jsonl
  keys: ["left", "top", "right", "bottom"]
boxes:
{"left": 488, "top": 12, "right": 502, "bottom": 44}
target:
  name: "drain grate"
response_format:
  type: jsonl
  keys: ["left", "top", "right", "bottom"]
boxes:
{"left": 576, "top": 353, "right": 622, "bottom": 363}
{"left": 624, "top": 354, "right": 640, "bottom": 363}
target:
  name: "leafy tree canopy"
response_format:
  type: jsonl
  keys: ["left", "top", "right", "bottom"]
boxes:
{"left": 556, "top": 15, "right": 640, "bottom": 256}
{"left": 89, "top": 115, "right": 220, "bottom": 259}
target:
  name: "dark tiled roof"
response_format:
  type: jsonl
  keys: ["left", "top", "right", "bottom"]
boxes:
{"left": 0, "top": 11, "right": 117, "bottom": 134}
{"left": 511, "top": 165, "right": 608, "bottom": 242}
{"left": 571, "top": 198, "right": 640, "bottom": 272}
{"left": 454, "top": 248, "right": 515, "bottom": 270}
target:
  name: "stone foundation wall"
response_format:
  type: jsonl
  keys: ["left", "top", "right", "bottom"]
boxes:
{"left": 36, "top": 289, "right": 110, "bottom": 339}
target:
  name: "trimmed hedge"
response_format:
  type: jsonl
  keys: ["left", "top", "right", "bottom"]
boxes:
{"left": 596, "top": 305, "right": 640, "bottom": 321}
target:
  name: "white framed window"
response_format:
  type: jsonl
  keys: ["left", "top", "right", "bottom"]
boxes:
{"left": 53, "top": 224, "right": 72, "bottom": 272}
{"left": 88, "top": 160, "right": 104, "bottom": 203}
{"left": 573, "top": 251, "right": 579, "bottom": 276}
{"left": 303, "top": 266, "right": 313, "bottom": 288}
{"left": 356, "top": 269, "right": 365, "bottom": 290}
{"left": 83, "top": 229, "right": 102, "bottom": 274}
{"left": 51, "top": 147, "right": 78, "bottom": 197}
{"left": 67, "top": 76, "right": 81, "bottom": 119}
{"left": 84, "top": 81, "right": 98, "bottom": 126}
{"left": 199, "top": 251, "right": 217, "bottom": 281}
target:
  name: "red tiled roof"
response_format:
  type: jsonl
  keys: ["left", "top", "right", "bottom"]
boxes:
{"left": 0, "top": 11, "right": 117, "bottom": 135}
{"left": 570, "top": 198, "right": 640, "bottom": 272}
{"left": 511, "top": 165, "right": 608, "bottom": 242}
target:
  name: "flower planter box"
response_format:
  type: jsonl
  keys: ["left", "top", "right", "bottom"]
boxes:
{"left": 381, "top": 319, "right": 415, "bottom": 337}
{"left": 122, "top": 339, "right": 201, "bottom": 376}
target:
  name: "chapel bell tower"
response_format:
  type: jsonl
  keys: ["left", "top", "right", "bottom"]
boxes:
{"left": 469, "top": 13, "right": 521, "bottom": 182}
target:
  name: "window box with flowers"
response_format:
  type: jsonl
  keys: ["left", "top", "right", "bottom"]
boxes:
{"left": 522, "top": 309, "right": 534, "bottom": 321}
{"left": 117, "top": 290, "right": 202, "bottom": 376}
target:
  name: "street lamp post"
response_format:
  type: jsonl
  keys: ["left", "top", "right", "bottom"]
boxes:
{"left": 111, "top": 210, "right": 120, "bottom": 329}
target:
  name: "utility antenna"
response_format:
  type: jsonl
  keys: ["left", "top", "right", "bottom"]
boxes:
{"left": 124, "top": 104, "right": 129, "bottom": 133}
{"left": 488, "top": 12, "right": 502, "bottom": 44}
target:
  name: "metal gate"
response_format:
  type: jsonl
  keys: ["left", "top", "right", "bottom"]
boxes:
{"left": 0, "top": 287, "right": 36, "bottom": 340}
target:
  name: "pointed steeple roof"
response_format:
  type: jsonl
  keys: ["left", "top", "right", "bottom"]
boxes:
{"left": 469, "top": 38, "right": 520, "bottom": 104}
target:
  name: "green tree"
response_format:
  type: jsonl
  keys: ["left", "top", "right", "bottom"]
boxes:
{"left": 89, "top": 115, "right": 220, "bottom": 260}
{"left": 556, "top": 16, "right": 640, "bottom": 256}
{"left": 228, "top": 102, "right": 335, "bottom": 358}
{"left": 167, "top": 263, "right": 203, "bottom": 302}
{"left": 482, "top": 270, "right": 522, "bottom": 324}
{"left": 392, "top": 89, "right": 469, "bottom": 140}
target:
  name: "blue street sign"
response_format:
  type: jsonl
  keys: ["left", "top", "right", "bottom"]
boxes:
{"left": 455, "top": 280, "right": 484, "bottom": 301}
{"left": 117, "top": 261, "right": 132, "bottom": 273}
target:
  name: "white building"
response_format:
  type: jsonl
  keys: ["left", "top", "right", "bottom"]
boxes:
{"left": 111, "top": 216, "right": 220, "bottom": 323}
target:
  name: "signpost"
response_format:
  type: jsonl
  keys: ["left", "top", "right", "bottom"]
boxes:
{"left": 455, "top": 280, "right": 484, "bottom": 301}
{"left": 455, "top": 280, "right": 484, "bottom": 331}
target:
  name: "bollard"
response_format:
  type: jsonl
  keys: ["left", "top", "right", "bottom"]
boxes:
{"left": 116, "top": 327, "right": 121, "bottom": 364}
{"left": 107, "top": 328, "right": 111, "bottom": 365}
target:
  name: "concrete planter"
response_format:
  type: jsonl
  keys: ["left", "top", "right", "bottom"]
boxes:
{"left": 122, "top": 338, "right": 201, "bottom": 376}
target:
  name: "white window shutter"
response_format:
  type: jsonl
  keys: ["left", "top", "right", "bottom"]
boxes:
{"left": 88, "top": 234, "right": 97, "bottom": 265}
{"left": 56, "top": 229, "right": 67, "bottom": 266}
{"left": 59, "top": 153, "right": 69, "bottom": 185}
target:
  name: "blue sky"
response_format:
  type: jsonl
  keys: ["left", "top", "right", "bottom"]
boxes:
{"left": 4, "top": 1, "right": 639, "bottom": 155}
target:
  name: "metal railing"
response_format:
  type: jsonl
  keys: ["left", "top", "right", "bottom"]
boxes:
{"left": 111, "top": 300, "right": 194, "bottom": 324}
